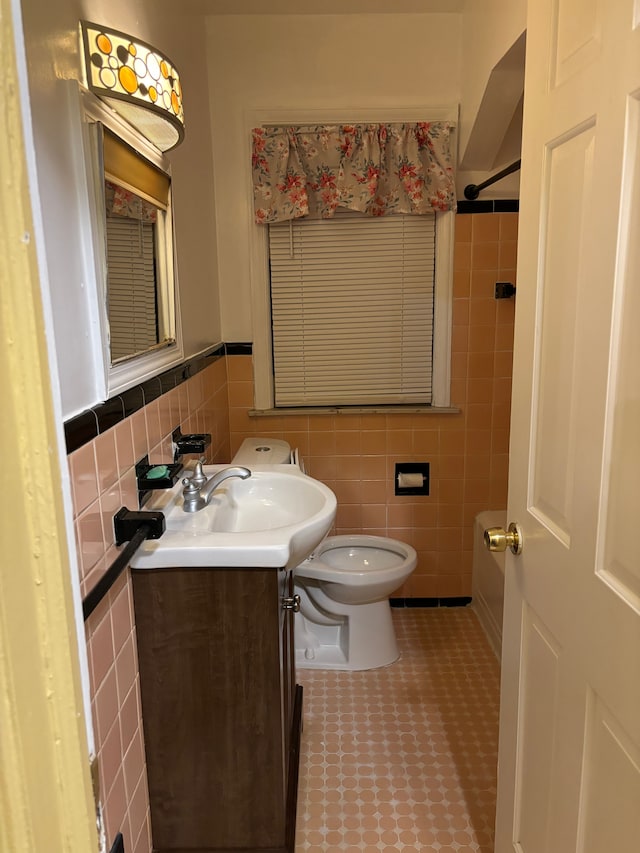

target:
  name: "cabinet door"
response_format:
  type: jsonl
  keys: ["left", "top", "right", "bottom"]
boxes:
{"left": 133, "top": 567, "right": 287, "bottom": 852}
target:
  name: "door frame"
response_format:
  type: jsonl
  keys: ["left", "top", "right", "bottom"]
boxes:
{"left": 0, "top": 1, "right": 98, "bottom": 849}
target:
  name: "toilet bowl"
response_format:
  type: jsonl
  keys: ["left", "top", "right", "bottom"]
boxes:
{"left": 231, "top": 438, "right": 417, "bottom": 671}
{"left": 294, "top": 535, "right": 417, "bottom": 671}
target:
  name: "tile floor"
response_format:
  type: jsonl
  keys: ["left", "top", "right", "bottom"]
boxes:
{"left": 295, "top": 607, "right": 501, "bottom": 852}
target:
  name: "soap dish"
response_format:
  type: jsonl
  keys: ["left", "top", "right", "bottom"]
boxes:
{"left": 135, "top": 457, "right": 184, "bottom": 491}
{"left": 172, "top": 427, "right": 212, "bottom": 456}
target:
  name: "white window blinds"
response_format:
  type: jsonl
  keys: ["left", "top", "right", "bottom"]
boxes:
{"left": 269, "top": 211, "right": 436, "bottom": 406}
{"left": 106, "top": 216, "right": 158, "bottom": 362}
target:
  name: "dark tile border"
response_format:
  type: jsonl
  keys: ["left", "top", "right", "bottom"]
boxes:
{"left": 64, "top": 343, "right": 255, "bottom": 454}
{"left": 64, "top": 409, "right": 98, "bottom": 450}
{"left": 120, "top": 385, "right": 145, "bottom": 419}
{"left": 457, "top": 199, "right": 519, "bottom": 214}
{"left": 94, "top": 396, "right": 125, "bottom": 433}
{"left": 390, "top": 596, "right": 472, "bottom": 608}
{"left": 493, "top": 199, "right": 520, "bottom": 212}
{"left": 225, "top": 342, "right": 253, "bottom": 355}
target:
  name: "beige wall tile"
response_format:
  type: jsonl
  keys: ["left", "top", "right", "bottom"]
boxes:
{"left": 499, "top": 212, "right": 519, "bottom": 241}
{"left": 69, "top": 357, "right": 232, "bottom": 846}
{"left": 226, "top": 353, "right": 252, "bottom": 382}
{"left": 123, "top": 729, "right": 145, "bottom": 802}
{"left": 114, "top": 420, "right": 135, "bottom": 474}
{"left": 454, "top": 240, "right": 471, "bottom": 271}
{"left": 471, "top": 241, "right": 499, "bottom": 270}
{"left": 94, "top": 667, "right": 119, "bottom": 746}
{"left": 361, "top": 430, "right": 387, "bottom": 454}
{"left": 70, "top": 443, "right": 99, "bottom": 516}
{"left": 455, "top": 214, "right": 472, "bottom": 242}
{"left": 472, "top": 212, "right": 500, "bottom": 242}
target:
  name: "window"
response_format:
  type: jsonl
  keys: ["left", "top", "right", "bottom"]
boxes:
{"left": 260, "top": 210, "right": 453, "bottom": 410}
{"left": 248, "top": 108, "right": 456, "bottom": 411}
{"left": 269, "top": 211, "right": 437, "bottom": 406}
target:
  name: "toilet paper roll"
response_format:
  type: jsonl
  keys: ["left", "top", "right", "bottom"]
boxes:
{"left": 397, "top": 472, "right": 424, "bottom": 489}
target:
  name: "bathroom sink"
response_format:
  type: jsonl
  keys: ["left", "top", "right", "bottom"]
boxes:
{"left": 129, "top": 465, "right": 337, "bottom": 570}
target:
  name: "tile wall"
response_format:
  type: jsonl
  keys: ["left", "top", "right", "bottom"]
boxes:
{"left": 228, "top": 212, "right": 517, "bottom": 599}
{"left": 69, "top": 358, "right": 229, "bottom": 853}
{"left": 65, "top": 210, "right": 516, "bottom": 852}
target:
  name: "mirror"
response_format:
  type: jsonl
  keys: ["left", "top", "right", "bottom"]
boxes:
{"left": 76, "top": 86, "right": 184, "bottom": 401}
{"left": 102, "top": 128, "right": 176, "bottom": 366}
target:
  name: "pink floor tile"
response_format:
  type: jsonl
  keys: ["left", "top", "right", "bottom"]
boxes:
{"left": 295, "top": 608, "right": 500, "bottom": 852}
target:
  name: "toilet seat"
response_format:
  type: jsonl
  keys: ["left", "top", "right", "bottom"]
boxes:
{"left": 297, "top": 535, "right": 415, "bottom": 587}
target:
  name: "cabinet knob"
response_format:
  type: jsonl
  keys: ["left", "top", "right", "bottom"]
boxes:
{"left": 282, "top": 594, "right": 301, "bottom": 612}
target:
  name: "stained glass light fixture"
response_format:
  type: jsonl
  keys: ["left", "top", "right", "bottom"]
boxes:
{"left": 80, "top": 21, "right": 185, "bottom": 151}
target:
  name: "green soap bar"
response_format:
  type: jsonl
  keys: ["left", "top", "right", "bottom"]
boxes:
{"left": 147, "top": 465, "right": 169, "bottom": 479}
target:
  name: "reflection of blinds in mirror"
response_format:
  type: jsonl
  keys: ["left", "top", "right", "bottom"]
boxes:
{"left": 106, "top": 215, "right": 158, "bottom": 362}
{"left": 269, "top": 212, "right": 435, "bottom": 406}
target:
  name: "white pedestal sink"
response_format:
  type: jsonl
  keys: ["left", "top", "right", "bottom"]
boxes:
{"left": 130, "top": 464, "right": 337, "bottom": 570}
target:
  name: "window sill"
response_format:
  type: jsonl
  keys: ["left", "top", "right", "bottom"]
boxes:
{"left": 249, "top": 405, "right": 461, "bottom": 417}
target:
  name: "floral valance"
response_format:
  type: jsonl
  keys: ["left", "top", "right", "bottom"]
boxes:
{"left": 251, "top": 122, "right": 456, "bottom": 224}
{"left": 105, "top": 180, "right": 158, "bottom": 223}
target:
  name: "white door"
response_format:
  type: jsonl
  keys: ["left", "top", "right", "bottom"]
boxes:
{"left": 495, "top": 0, "right": 640, "bottom": 851}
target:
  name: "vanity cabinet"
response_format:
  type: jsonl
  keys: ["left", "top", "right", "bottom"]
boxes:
{"left": 131, "top": 565, "right": 302, "bottom": 853}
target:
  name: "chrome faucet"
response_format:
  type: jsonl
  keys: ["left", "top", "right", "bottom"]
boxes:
{"left": 181, "top": 462, "right": 251, "bottom": 513}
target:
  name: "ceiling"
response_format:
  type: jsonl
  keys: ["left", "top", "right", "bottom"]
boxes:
{"left": 183, "top": 0, "right": 464, "bottom": 14}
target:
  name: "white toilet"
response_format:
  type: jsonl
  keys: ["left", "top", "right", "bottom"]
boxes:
{"left": 294, "top": 535, "right": 416, "bottom": 671}
{"left": 231, "top": 438, "right": 417, "bottom": 671}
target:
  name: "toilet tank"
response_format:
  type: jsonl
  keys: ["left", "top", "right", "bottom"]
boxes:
{"left": 232, "top": 437, "right": 292, "bottom": 466}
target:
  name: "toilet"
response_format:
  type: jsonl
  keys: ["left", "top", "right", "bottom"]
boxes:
{"left": 294, "top": 535, "right": 416, "bottom": 670}
{"left": 232, "top": 438, "right": 417, "bottom": 671}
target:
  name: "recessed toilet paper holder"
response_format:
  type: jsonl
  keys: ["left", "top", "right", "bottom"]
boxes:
{"left": 395, "top": 462, "right": 430, "bottom": 496}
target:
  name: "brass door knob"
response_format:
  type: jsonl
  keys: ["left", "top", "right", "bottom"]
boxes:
{"left": 484, "top": 522, "right": 523, "bottom": 555}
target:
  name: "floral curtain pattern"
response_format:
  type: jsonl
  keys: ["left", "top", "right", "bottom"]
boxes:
{"left": 252, "top": 122, "right": 455, "bottom": 224}
{"left": 105, "top": 180, "right": 158, "bottom": 223}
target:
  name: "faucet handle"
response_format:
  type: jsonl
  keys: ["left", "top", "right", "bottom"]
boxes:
{"left": 182, "top": 477, "right": 207, "bottom": 512}
{"left": 181, "top": 468, "right": 206, "bottom": 513}
{"left": 187, "top": 460, "right": 207, "bottom": 488}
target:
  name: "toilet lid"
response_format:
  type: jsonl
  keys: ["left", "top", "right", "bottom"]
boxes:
{"left": 319, "top": 545, "right": 405, "bottom": 573}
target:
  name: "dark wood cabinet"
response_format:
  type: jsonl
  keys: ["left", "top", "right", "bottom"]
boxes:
{"left": 132, "top": 566, "right": 302, "bottom": 853}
